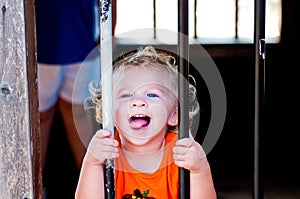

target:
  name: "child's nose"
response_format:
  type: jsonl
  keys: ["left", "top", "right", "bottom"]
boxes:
{"left": 130, "top": 98, "right": 147, "bottom": 107}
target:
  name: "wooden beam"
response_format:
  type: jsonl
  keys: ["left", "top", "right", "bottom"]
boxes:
{"left": 0, "top": 0, "right": 41, "bottom": 198}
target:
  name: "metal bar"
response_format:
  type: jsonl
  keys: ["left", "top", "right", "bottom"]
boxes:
{"left": 235, "top": 0, "right": 238, "bottom": 39}
{"left": 153, "top": 0, "right": 157, "bottom": 38}
{"left": 194, "top": 0, "right": 197, "bottom": 38}
{"left": 253, "top": 0, "right": 266, "bottom": 198}
{"left": 99, "top": 0, "right": 115, "bottom": 198}
{"left": 178, "top": 0, "right": 190, "bottom": 199}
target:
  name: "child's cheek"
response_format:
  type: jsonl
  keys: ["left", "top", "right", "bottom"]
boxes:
{"left": 114, "top": 102, "right": 129, "bottom": 124}
{"left": 149, "top": 104, "right": 168, "bottom": 121}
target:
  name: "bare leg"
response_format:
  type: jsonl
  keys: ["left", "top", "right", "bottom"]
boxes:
{"left": 58, "top": 98, "right": 96, "bottom": 170}
{"left": 40, "top": 105, "right": 56, "bottom": 171}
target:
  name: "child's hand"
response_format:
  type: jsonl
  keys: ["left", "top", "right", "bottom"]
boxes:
{"left": 85, "top": 130, "right": 119, "bottom": 166}
{"left": 173, "top": 134, "right": 208, "bottom": 174}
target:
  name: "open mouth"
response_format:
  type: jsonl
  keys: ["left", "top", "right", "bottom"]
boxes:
{"left": 129, "top": 114, "right": 151, "bottom": 130}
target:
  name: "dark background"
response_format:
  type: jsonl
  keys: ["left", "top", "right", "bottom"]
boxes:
{"left": 44, "top": 1, "right": 299, "bottom": 198}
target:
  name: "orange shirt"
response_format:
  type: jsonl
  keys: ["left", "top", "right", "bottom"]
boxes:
{"left": 115, "top": 132, "right": 179, "bottom": 199}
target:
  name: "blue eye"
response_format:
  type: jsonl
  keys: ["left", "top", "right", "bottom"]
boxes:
{"left": 122, "top": 94, "right": 133, "bottom": 98}
{"left": 147, "top": 93, "right": 158, "bottom": 98}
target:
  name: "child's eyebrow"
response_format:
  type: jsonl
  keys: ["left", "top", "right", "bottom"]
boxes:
{"left": 114, "top": 88, "right": 130, "bottom": 95}
{"left": 141, "top": 83, "right": 169, "bottom": 91}
{"left": 146, "top": 88, "right": 165, "bottom": 95}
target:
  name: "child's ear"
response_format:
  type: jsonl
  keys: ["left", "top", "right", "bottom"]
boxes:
{"left": 167, "top": 108, "right": 178, "bottom": 126}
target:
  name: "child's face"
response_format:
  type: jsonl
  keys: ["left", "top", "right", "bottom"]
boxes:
{"left": 113, "top": 64, "right": 178, "bottom": 149}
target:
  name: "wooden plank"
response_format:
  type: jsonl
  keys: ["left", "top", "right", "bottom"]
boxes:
{"left": 23, "top": 0, "right": 42, "bottom": 198}
{"left": 0, "top": 0, "right": 40, "bottom": 198}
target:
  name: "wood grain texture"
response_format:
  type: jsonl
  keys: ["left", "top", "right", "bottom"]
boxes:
{"left": 0, "top": 0, "right": 40, "bottom": 198}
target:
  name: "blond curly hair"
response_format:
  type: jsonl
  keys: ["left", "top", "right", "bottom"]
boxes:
{"left": 86, "top": 46, "right": 199, "bottom": 130}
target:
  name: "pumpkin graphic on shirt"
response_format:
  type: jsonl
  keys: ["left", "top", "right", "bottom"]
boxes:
{"left": 122, "top": 189, "right": 155, "bottom": 199}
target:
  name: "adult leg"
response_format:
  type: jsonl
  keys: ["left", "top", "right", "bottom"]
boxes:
{"left": 40, "top": 105, "right": 56, "bottom": 170}
{"left": 38, "top": 63, "right": 62, "bottom": 171}
{"left": 58, "top": 98, "right": 95, "bottom": 170}
{"left": 58, "top": 58, "right": 100, "bottom": 170}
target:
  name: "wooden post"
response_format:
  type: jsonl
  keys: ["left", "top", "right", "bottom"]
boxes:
{"left": 0, "top": 0, "right": 41, "bottom": 198}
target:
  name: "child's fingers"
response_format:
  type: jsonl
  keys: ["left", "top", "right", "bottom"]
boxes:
{"left": 176, "top": 137, "right": 194, "bottom": 147}
{"left": 173, "top": 145, "right": 189, "bottom": 155}
{"left": 86, "top": 148, "right": 119, "bottom": 166}
{"left": 99, "top": 150, "right": 119, "bottom": 160}
{"left": 95, "top": 129, "right": 112, "bottom": 138}
{"left": 173, "top": 138, "right": 194, "bottom": 156}
{"left": 94, "top": 130, "right": 118, "bottom": 147}
{"left": 173, "top": 148, "right": 204, "bottom": 172}
{"left": 85, "top": 129, "right": 120, "bottom": 165}
{"left": 173, "top": 137, "right": 208, "bottom": 172}
{"left": 101, "top": 137, "right": 119, "bottom": 147}
{"left": 175, "top": 138, "right": 206, "bottom": 158}
{"left": 174, "top": 159, "right": 189, "bottom": 169}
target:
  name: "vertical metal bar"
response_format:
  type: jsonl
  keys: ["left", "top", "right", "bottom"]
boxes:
{"left": 235, "top": 0, "right": 238, "bottom": 39}
{"left": 99, "top": 0, "right": 115, "bottom": 198}
{"left": 194, "top": 0, "right": 197, "bottom": 38}
{"left": 178, "top": 0, "right": 190, "bottom": 199}
{"left": 153, "top": 0, "right": 157, "bottom": 38}
{"left": 254, "top": 0, "right": 266, "bottom": 198}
